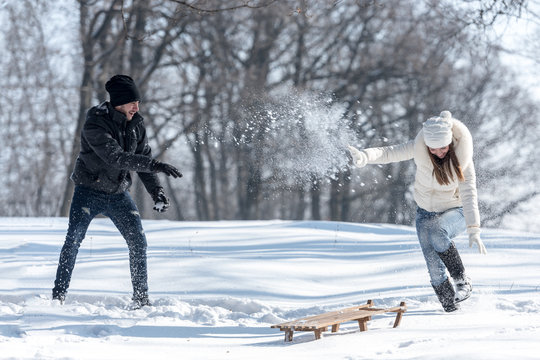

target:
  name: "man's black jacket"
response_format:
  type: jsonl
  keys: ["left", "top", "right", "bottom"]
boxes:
{"left": 71, "top": 102, "right": 161, "bottom": 195}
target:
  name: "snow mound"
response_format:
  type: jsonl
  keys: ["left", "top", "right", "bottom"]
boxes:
{"left": 1, "top": 218, "right": 539, "bottom": 359}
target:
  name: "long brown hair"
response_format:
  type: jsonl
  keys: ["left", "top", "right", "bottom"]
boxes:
{"left": 428, "top": 143, "right": 464, "bottom": 185}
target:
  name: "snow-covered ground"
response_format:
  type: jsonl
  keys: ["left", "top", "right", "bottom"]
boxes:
{"left": 1, "top": 217, "right": 539, "bottom": 359}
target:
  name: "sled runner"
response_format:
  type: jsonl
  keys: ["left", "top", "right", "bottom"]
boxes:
{"left": 271, "top": 299, "right": 406, "bottom": 342}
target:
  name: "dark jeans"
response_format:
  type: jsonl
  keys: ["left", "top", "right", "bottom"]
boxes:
{"left": 415, "top": 207, "right": 466, "bottom": 286}
{"left": 53, "top": 186, "right": 148, "bottom": 300}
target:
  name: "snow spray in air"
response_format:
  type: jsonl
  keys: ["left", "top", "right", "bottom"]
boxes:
{"left": 239, "top": 88, "right": 358, "bottom": 185}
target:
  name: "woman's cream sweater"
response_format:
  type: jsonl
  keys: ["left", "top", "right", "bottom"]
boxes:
{"left": 361, "top": 119, "right": 480, "bottom": 235}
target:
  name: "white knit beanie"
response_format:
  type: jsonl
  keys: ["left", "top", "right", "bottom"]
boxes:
{"left": 423, "top": 110, "right": 453, "bottom": 148}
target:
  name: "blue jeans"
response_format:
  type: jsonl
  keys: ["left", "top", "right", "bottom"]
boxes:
{"left": 415, "top": 207, "right": 466, "bottom": 286}
{"left": 53, "top": 186, "right": 148, "bottom": 299}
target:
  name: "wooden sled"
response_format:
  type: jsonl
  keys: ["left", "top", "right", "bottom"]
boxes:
{"left": 271, "top": 299, "right": 406, "bottom": 342}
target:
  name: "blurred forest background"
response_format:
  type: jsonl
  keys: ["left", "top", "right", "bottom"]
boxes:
{"left": 1, "top": 0, "right": 539, "bottom": 231}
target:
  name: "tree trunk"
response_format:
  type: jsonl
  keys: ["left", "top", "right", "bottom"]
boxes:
{"left": 310, "top": 175, "right": 321, "bottom": 220}
{"left": 59, "top": 60, "right": 93, "bottom": 217}
{"left": 193, "top": 133, "right": 210, "bottom": 220}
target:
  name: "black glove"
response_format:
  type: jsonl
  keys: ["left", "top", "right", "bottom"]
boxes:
{"left": 151, "top": 188, "right": 170, "bottom": 213}
{"left": 151, "top": 160, "right": 182, "bottom": 178}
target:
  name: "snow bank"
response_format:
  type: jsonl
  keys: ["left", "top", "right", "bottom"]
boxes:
{"left": 0, "top": 218, "right": 539, "bottom": 359}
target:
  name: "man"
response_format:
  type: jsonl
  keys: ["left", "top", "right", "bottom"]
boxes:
{"left": 52, "top": 75, "right": 181, "bottom": 308}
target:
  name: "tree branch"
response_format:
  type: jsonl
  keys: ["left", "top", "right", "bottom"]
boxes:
{"left": 167, "top": 0, "right": 279, "bottom": 13}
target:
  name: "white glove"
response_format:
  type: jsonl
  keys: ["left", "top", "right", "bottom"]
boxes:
{"left": 469, "top": 233, "right": 487, "bottom": 254}
{"left": 347, "top": 145, "right": 368, "bottom": 168}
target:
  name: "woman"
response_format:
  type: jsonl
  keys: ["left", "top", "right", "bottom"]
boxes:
{"left": 348, "top": 111, "right": 487, "bottom": 312}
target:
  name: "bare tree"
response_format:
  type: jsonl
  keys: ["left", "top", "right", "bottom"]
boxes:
{"left": 1, "top": 0, "right": 539, "bottom": 233}
{"left": 59, "top": 0, "right": 194, "bottom": 218}
{"left": 0, "top": 1, "right": 76, "bottom": 216}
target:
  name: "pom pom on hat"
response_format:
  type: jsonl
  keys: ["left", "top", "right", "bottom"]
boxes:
{"left": 423, "top": 110, "right": 454, "bottom": 148}
{"left": 439, "top": 110, "right": 452, "bottom": 119}
{"left": 105, "top": 75, "right": 141, "bottom": 107}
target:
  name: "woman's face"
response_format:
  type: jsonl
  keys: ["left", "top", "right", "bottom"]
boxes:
{"left": 429, "top": 145, "right": 450, "bottom": 159}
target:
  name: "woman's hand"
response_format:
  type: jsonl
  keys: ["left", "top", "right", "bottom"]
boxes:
{"left": 469, "top": 233, "right": 487, "bottom": 254}
{"left": 347, "top": 145, "right": 368, "bottom": 168}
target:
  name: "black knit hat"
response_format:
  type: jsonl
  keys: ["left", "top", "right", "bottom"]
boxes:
{"left": 105, "top": 75, "right": 141, "bottom": 107}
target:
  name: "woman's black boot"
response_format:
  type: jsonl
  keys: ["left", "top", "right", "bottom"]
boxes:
{"left": 432, "top": 278, "right": 459, "bottom": 312}
{"left": 438, "top": 243, "right": 472, "bottom": 303}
